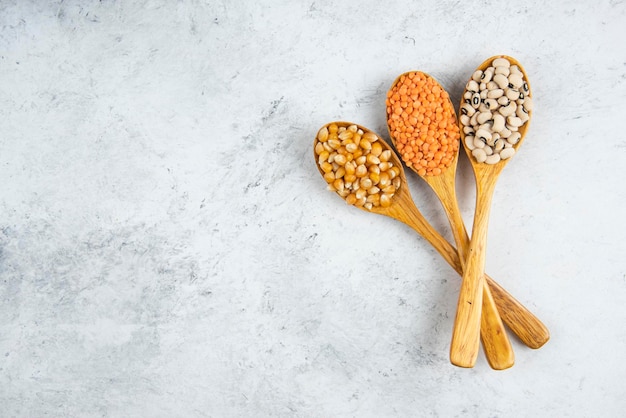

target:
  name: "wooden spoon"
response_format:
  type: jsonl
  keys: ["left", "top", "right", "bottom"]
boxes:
{"left": 386, "top": 72, "right": 513, "bottom": 369}
{"left": 450, "top": 55, "right": 535, "bottom": 367}
{"left": 314, "top": 121, "right": 549, "bottom": 355}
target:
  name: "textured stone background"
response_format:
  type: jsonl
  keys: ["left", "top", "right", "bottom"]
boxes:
{"left": 1, "top": 0, "right": 625, "bottom": 416}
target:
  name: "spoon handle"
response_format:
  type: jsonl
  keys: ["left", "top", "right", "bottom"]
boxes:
{"left": 389, "top": 195, "right": 549, "bottom": 349}
{"left": 426, "top": 174, "right": 513, "bottom": 369}
{"left": 450, "top": 176, "right": 499, "bottom": 368}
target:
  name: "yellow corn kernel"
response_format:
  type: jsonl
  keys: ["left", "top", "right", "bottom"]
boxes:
{"left": 345, "top": 142, "right": 358, "bottom": 153}
{"left": 318, "top": 151, "right": 329, "bottom": 165}
{"left": 335, "top": 166, "right": 346, "bottom": 179}
{"left": 371, "top": 142, "right": 383, "bottom": 157}
{"left": 315, "top": 142, "right": 325, "bottom": 155}
{"left": 379, "top": 172, "right": 391, "bottom": 188}
{"left": 360, "top": 178, "right": 373, "bottom": 189}
{"left": 369, "top": 164, "right": 380, "bottom": 175}
{"left": 366, "top": 194, "right": 380, "bottom": 204}
{"left": 369, "top": 172, "right": 380, "bottom": 184}
{"left": 359, "top": 139, "right": 372, "bottom": 151}
{"left": 318, "top": 127, "right": 329, "bottom": 142}
{"left": 320, "top": 162, "right": 333, "bottom": 173}
{"left": 334, "top": 154, "right": 347, "bottom": 165}
{"left": 364, "top": 202, "right": 373, "bottom": 211}
{"left": 344, "top": 174, "right": 357, "bottom": 183}
{"left": 356, "top": 155, "right": 367, "bottom": 165}
{"left": 345, "top": 162, "right": 356, "bottom": 175}
{"left": 380, "top": 193, "right": 392, "bottom": 207}
{"left": 368, "top": 186, "right": 380, "bottom": 195}
{"left": 328, "top": 139, "right": 341, "bottom": 150}
{"left": 328, "top": 124, "right": 338, "bottom": 134}
{"left": 355, "top": 197, "right": 366, "bottom": 207}
{"left": 338, "top": 130, "right": 353, "bottom": 141}
{"left": 346, "top": 193, "right": 357, "bottom": 205}
{"left": 379, "top": 162, "right": 392, "bottom": 172}
{"left": 389, "top": 166, "right": 400, "bottom": 179}
{"left": 348, "top": 124, "right": 358, "bottom": 132}
{"left": 363, "top": 132, "right": 378, "bottom": 142}
{"left": 333, "top": 178, "right": 344, "bottom": 191}
{"left": 382, "top": 185, "right": 396, "bottom": 194}
{"left": 366, "top": 154, "right": 380, "bottom": 165}
{"left": 392, "top": 177, "right": 401, "bottom": 188}
{"left": 355, "top": 188, "right": 367, "bottom": 200}
{"left": 379, "top": 150, "right": 391, "bottom": 162}
{"left": 355, "top": 165, "right": 367, "bottom": 177}
{"left": 323, "top": 172, "right": 335, "bottom": 183}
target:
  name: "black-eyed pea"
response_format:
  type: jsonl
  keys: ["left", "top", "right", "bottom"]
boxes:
{"left": 507, "top": 132, "right": 521, "bottom": 145}
{"left": 492, "top": 114, "right": 505, "bottom": 132}
{"left": 461, "top": 103, "right": 476, "bottom": 117}
{"left": 506, "top": 116, "right": 523, "bottom": 128}
{"left": 493, "top": 73, "right": 508, "bottom": 89}
{"left": 477, "top": 112, "right": 492, "bottom": 124}
{"left": 508, "top": 73, "right": 523, "bottom": 88}
{"left": 484, "top": 145, "right": 494, "bottom": 156}
{"left": 472, "top": 70, "right": 483, "bottom": 82}
{"left": 493, "top": 57, "right": 510, "bottom": 68}
{"left": 523, "top": 96, "right": 533, "bottom": 111}
{"left": 485, "top": 153, "right": 501, "bottom": 164}
{"left": 506, "top": 88, "right": 520, "bottom": 101}
{"left": 473, "top": 137, "right": 486, "bottom": 149}
{"left": 465, "top": 135, "right": 476, "bottom": 150}
{"left": 499, "top": 101, "right": 516, "bottom": 117}
{"left": 460, "top": 114, "right": 471, "bottom": 126}
{"left": 487, "top": 89, "right": 504, "bottom": 99}
{"left": 487, "top": 81, "right": 499, "bottom": 90}
{"left": 472, "top": 148, "right": 487, "bottom": 163}
{"left": 495, "top": 66, "right": 510, "bottom": 76}
{"left": 480, "top": 90, "right": 488, "bottom": 99}
{"left": 494, "top": 138, "right": 505, "bottom": 152}
{"left": 467, "top": 80, "right": 479, "bottom": 92}
{"left": 481, "top": 68, "right": 494, "bottom": 82}
{"left": 500, "top": 147, "right": 516, "bottom": 159}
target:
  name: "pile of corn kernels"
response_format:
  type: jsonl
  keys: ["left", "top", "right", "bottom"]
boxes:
{"left": 315, "top": 123, "right": 401, "bottom": 211}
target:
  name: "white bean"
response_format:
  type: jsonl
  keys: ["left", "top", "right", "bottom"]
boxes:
{"left": 487, "top": 89, "right": 504, "bottom": 98}
{"left": 493, "top": 57, "right": 511, "bottom": 68}
{"left": 477, "top": 112, "right": 492, "bottom": 124}
{"left": 485, "top": 154, "right": 501, "bottom": 164}
{"left": 500, "top": 147, "right": 516, "bottom": 159}
{"left": 492, "top": 114, "right": 505, "bottom": 132}
{"left": 472, "top": 148, "right": 487, "bottom": 163}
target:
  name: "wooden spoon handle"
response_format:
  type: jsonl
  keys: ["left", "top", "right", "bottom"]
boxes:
{"left": 392, "top": 201, "right": 549, "bottom": 350}
{"left": 450, "top": 179, "right": 497, "bottom": 368}
{"left": 485, "top": 276, "right": 550, "bottom": 349}
{"left": 426, "top": 174, "right": 513, "bottom": 369}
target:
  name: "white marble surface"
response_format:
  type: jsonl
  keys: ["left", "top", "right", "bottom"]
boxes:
{"left": 1, "top": 0, "right": 626, "bottom": 416}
